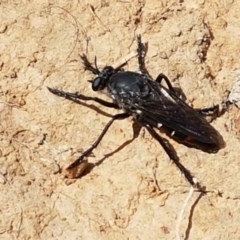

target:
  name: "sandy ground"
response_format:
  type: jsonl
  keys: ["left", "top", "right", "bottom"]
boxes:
{"left": 1, "top": 1, "right": 240, "bottom": 239}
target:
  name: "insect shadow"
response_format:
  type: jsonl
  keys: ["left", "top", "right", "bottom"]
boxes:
{"left": 48, "top": 35, "right": 230, "bottom": 189}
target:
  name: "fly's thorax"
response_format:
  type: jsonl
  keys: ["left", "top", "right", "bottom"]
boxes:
{"left": 107, "top": 71, "right": 150, "bottom": 98}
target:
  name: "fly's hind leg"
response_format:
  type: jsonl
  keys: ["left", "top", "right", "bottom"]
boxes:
{"left": 195, "top": 100, "right": 232, "bottom": 121}
{"left": 144, "top": 124, "right": 202, "bottom": 189}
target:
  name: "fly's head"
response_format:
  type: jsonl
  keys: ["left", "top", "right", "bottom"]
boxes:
{"left": 91, "top": 66, "right": 115, "bottom": 91}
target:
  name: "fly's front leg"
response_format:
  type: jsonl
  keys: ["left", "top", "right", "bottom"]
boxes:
{"left": 80, "top": 54, "right": 100, "bottom": 74}
{"left": 48, "top": 87, "right": 119, "bottom": 109}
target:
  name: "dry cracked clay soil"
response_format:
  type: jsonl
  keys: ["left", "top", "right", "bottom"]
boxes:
{"left": 1, "top": 1, "right": 240, "bottom": 240}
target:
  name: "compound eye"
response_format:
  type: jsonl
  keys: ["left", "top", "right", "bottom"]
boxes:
{"left": 92, "top": 77, "right": 105, "bottom": 91}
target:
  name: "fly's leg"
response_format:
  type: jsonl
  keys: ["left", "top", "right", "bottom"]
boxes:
{"left": 137, "top": 35, "right": 152, "bottom": 78}
{"left": 155, "top": 73, "right": 187, "bottom": 100}
{"left": 195, "top": 105, "right": 220, "bottom": 117}
{"left": 48, "top": 87, "right": 119, "bottom": 109}
{"left": 81, "top": 53, "right": 127, "bottom": 76}
{"left": 155, "top": 72, "right": 232, "bottom": 120}
{"left": 155, "top": 73, "right": 175, "bottom": 92}
{"left": 66, "top": 113, "right": 129, "bottom": 171}
{"left": 144, "top": 124, "right": 201, "bottom": 189}
{"left": 195, "top": 100, "right": 232, "bottom": 121}
{"left": 81, "top": 54, "right": 100, "bottom": 74}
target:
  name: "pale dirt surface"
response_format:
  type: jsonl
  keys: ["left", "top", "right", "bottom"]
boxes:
{"left": 1, "top": 1, "right": 240, "bottom": 240}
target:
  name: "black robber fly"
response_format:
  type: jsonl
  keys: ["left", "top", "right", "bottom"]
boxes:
{"left": 48, "top": 35, "right": 229, "bottom": 188}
